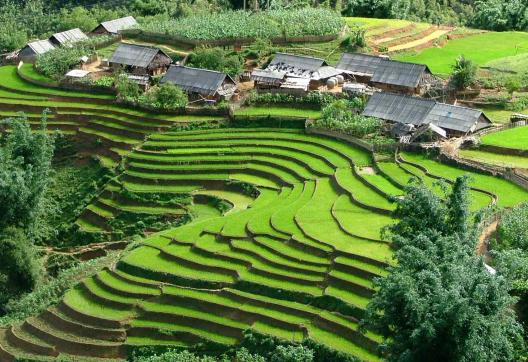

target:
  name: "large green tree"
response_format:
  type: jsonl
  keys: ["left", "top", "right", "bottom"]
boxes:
{"left": 0, "top": 112, "right": 55, "bottom": 233}
{"left": 364, "top": 177, "right": 524, "bottom": 361}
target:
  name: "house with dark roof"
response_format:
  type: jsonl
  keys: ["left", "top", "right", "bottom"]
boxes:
{"left": 18, "top": 40, "right": 55, "bottom": 62}
{"left": 109, "top": 43, "right": 172, "bottom": 76}
{"left": 363, "top": 92, "right": 492, "bottom": 137}
{"left": 337, "top": 53, "right": 436, "bottom": 94}
{"left": 49, "top": 28, "right": 88, "bottom": 47}
{"left": 161, "top": 65, "right": 237, "bottom": 102}
{"left": 91, "top": 16, "right": 138, "bottom": 36}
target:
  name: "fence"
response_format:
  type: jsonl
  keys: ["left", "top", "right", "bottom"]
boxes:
{"left": 475, "top": 119, "right": 527, "bottom": 137}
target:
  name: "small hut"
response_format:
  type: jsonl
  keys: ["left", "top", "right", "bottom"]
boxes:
{"left": 91, "top": 16, "right": 138, "bottom": 36}
{"left": 109, "top": 43, "right": 172, "bottom": 76}
{"left": 18, "top": 40, "right": 55, "bottom": 63}
{"left": 161, "top": 65, "right": 237, "bottom": 102}
{"left": 49, "top": 28, "right": 88, "bottom": 47}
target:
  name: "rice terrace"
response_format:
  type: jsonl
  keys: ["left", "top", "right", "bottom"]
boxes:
{"left": 1, "top": 1, "right": 528, "bottom": 362}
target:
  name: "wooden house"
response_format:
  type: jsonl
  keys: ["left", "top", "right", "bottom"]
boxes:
{"left": 161, "top": 65, "right": 237, "bottom": 102}
{"left": 18, "top": 40, "right": 55, "bottom": 62}
{"left": 109, "top": 43, "right": 172, "bottom": 76}
{"left": 49, "top": 28, "right": 88, "bottom": 47}
{"left": 337, "top": 53, "right": 435, "bottom": 94}
{"left": 363, "top": 92, "right": 492, "bottom": 138}
{"left": 91, "top": 16, "right": 138, "bottom": 36}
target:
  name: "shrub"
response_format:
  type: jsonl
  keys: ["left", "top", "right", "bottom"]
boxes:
{"left": 341, "top": 26, "right": 367, "bottom": 51}
{"left": 246, "top": 91, "right": 348, "bottom": 108}
{"left": 187, "top": 47, "right": 244, "bottom": 77}
{"left": 312, "top": 99, "right": 382, "bottom": 138}
{"left": 139, "top": 83, "right": 189, "bottom": 110}
{"left": 450, "top": 55, "right": 477, "bottom": 90}
{"left": 497, "top": 203, "right": 528, "bottom": 250}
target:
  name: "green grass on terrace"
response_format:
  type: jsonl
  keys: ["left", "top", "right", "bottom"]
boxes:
{"left": 0, "top": 65, "right": 113, "bottom": 99}
{"left": 395, "top": 32, "right": 528, "bottom": 75}
{"left": 18, "top": 63, "right": 57, "bottom": 84}
{"left": 400, "top": 151, "right": 528, "bottom": 207}
{"left": 459, "top": 148, "right": 528, "bottom": 169}
{"left": 480, "top": 126, "right": 528, "bottom": 150}
{"left": 234, "top": 106, "right": 322, "bottom": 119}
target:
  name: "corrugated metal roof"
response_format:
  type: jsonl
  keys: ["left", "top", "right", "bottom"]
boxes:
{"left": 363, "top": 92, "right": 435, "bottom": 126}
{"left": 371, "top": 60, "right": 429, "bottom": 88}
{"left": 336, "top": 53, "right": 384, "bottom": 76}
{"left": 50, "top": 28, "right": 88, "bottom": 45}
{"left": 27, "top": 40, "right": 55, "bottom": 55}
{"left": 314, "top": 66, "right": 342, "bottom": 80}
{"left": 425, "top": 103, "right": 485, "bottom": 133}
{"left": 251, "top": 69, "right": 286, "bottom": 82}
{"left": 109, "top": 43, "right": 162, "bottom": 68}
{"left": 267, "top": 53, "right": 328, "bottom": 79}
{"left": 363, "top": 92, "right": 491, "bottom": 134}
{"left": 161, "top": 65, "right": 233, "bottom": 96}
{"left": 100, "top": 16, "right": 137, "bottom": 34}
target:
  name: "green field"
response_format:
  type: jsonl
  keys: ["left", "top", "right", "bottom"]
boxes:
{"left": 459, "top": 148, "right": 528, "bottom": 168}
{"left": 480, "top": 126, "right": 528, "bottom": 150}
{"left": 396, "top": 32, "right": 528, "bottom": 75}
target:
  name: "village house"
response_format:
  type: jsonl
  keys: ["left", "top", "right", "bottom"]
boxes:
{"left": 49, "top": 28, "right": 89, "bottom": 47}
{"left": 18, "top": 40, "right": 55, "bottom": 63}
{"left": 109, "top": 43, "right": 172, "bottom": 76}
{"left": 91, "top": 16, "right": 138, "bottom": 36}
{"left": 251, "top": 53, "right": 343, "bottom": 94}
{"left": 337, "top": 53, "right": 436, "bottom": 95}
{"left": 161, "top": 65, "right": 237, "bottom": 103}
{"left": 362, "top": 92, "right": 492, "bottom": 139}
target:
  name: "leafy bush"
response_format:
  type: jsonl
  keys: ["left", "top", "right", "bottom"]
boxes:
{"left": 139, "top": 9, "right": 344, "bottom": 41}
{"left": 341, "top": 26, "right": 367, "bottom": 51}
{"left": 498, "top": 203, "right": 528, "bottom": 250}
{"left": 506, "top": 96, "right": 528, "bottom": 112}
{"left": 138, "top": 83, "right": 189, "bottom": 110}
{"left": 187, "top": 47, "right": 244, "bottom": 77}
{"left": 91, "top": 76, "right": 114, "bottom": 88}
{"left": 312, "top": 99, "right": 382, "bottom": 138}
{"left": 450, "top": 55, "right": 477, "bottom": 90}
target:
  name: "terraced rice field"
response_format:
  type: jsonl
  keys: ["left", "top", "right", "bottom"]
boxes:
{"left": 347, "top": 17, "right": 452, "bottom": 53}
{"left": 1, "top": 64, "right": 528, "bottom": 361}
{"left": 480, "top": 126, "right": 528, "bottom": 151}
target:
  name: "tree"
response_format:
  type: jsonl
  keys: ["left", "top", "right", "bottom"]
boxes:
{"left": 140, "top": 83, "right": 189, "bottom": 110}
{"left": 450, "top": 55, "right": 477, "bottom": 90}
{"left": 57, "top": 6, "right": 98, "bottom": 32}
{"left": 364, "top": 177, "right": 525, "bottom": 362}
{"left": 0, "top": 227, "right": 41, "bottom": 313}
{"left": 505, "top": 77, "right": 521, "bottom": 99}
{"left": 187, "top": 46, "right": 244, "bottom": 77}
{"left": 0, "top": 112, "right": 55, "bottom": 233}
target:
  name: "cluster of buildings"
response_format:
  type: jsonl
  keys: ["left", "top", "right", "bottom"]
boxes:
{"left": 18, "top": 16, "right": 138, "bottom": 62}
{"left": 250, "top": 52, "right": 491, "bottom": 139}
{"left": 15, "top": 17, "right": 491, "bottom": 139}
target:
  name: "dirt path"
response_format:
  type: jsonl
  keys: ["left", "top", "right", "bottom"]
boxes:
{"left": 388, "top": 29, "right": 451, "bottom": 52}
{"left": 477, "top": 220, "right": 498, "bottom": 256}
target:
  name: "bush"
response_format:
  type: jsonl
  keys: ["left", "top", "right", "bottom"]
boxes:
{"left": 312, "top": 99, "right": 382, "bottom": 138}
{"left": 341, "top": 26, "right": 367, "bottom": 51}
{"left": 450, "top": 55, "right": 477, "bottom": 90}
{"left": 138, "top": 83, "right": 189, "bottom": 110}
{"left": 187, "top": 47, "right": 244, "bottom": 77}
{"left": 246, "top": 91, "right": 348, "bottom": 108}
{"left": 498, "top": 203, "right": 528, "bottom": 250}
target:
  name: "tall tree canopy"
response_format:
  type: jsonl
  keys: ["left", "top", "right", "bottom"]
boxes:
{"left": 364, "top": 177, "right": 524, "bottom": 361}
{"left": 0, "top": 112, "right": 55, "bottom": 232}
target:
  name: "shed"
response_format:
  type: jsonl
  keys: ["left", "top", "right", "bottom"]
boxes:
{"left": 18, "top": 40, "right": 55, "bottom": 62}
{"left": 109, "top": 43, "right": 172, "bottom": 76}
{"left": 370, "top": 60, "right": 433, "bottom": 94}
{"left": 268, "top": 53, "right": 327, "bottom": 78}
{"left": 49, "top": 28, "right": 88, "bottom": 47}
{"left": 161, "top": 65, "right": 237, "bottom": 101}
{"left": 91, "top": 16, "right": 138, "bottom": 36}
{"left": 250, "top": 69, "right": 286, "bottom": 88}
{"left": 363, "top": 92, "right": 492, "bottom": 137}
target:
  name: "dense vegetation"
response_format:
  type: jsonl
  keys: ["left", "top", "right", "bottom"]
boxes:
{"left": 365, "top": 177, "right": 525, "bottom": 361}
